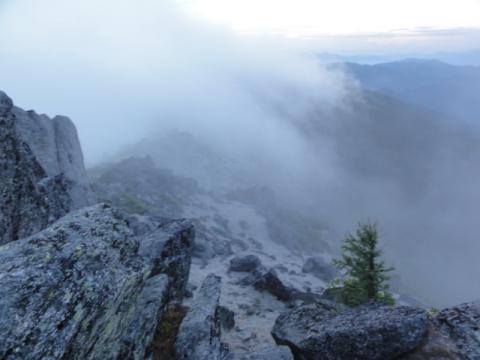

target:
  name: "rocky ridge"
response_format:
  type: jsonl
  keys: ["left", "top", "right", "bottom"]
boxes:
{"left": 0, "top": 91, "right": 92, "bottom": 245}
{"left": 1, "top": 90, "right": 480, "bottom": 360}
{"left": 91, "top": 156, "right": 331, "bottom": 357}
{"left": 175, "top": 274, "right": 228, "bottom": 360}
{"left": 0, "top": 92, "right": 197, "bottom": 360}
{"left": 272, "top": 303, "right": 429, "bottom": 360}
{"left": 90, "top": 154, "right": 480, "bottom": 359}
{"left": 400, "top": 301, "right": 480, "bottom": 359}
{"left": 0, "top": 203, "right": 194, "bottom": 360}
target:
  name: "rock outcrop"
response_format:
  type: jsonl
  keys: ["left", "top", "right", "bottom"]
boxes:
{"left": 229, "top": 255, "right": 262, "bottom": 273}
{"left": 272, "top": 303, "right": 428, "bottom": 360}
{"left": 238, "top": 268, "right": 322, "bottom": 305}
{"left": 436, "top": 301, "right": 480, "bottom": 359}
{"left": 0, "top": 91, "right": 92, "bottom": 245}
{"left": 400, "top": 301, "right": 480, "bottom": 359}
{"left": 252, "top": 269, "right": 297, "bottom": 302}
{"left": 398, "top": 322, "right": 459, "bottom": 360}
{"left": 302, "top": 256, "right": 337, "bottom": 282}
{"left": 138, "top": 218, "right": 195, "bottom": 301}
{"left": 0, "top": 204, "right": 194, "bottom": 360}
{"left": 175, "top": 274, "right": 229, "bottom": 360}
{"left": 218, "top": 306, "right": 235, "bottom": 330}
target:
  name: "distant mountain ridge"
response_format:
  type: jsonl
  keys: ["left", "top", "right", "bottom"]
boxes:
{"left": 318, "top": 49, "right": 480, "bottom": 66}
{"left": 340, "top": 59, "right": 480, "bottom": 125}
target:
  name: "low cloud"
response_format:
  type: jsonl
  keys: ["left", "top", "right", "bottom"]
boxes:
{"left": 0, "top": 0, "right": 348, "bottom": 163}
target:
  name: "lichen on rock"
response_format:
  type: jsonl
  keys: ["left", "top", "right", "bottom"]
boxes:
{"left": 0, "top": 204, "right": 194, "bottom": 360}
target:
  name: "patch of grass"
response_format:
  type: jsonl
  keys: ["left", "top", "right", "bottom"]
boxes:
{"left": 150, "top": 304, "right": 188, "bottom": 360}
{"left": 118, "top": 193, "right": 152, "bottom": 214}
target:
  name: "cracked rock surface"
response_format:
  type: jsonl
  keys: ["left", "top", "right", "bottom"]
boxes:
{"left": 272, "top": 303, "right": 428, "bottom": 360}
{"left": 0, "top": 91, "right": 92, "bottom": 245}
{"left": 0, "top": 204, "right": 194, "bottom": 360}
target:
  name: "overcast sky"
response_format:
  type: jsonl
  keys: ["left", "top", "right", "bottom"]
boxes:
{"left": 185, "top": 0, "right": 480, "bottom": 53}
{"left": 0, "top": 0, "right": 479, "bottom": 56}
{"left": 187, "top": 0, "right": 480, "bottom": 34}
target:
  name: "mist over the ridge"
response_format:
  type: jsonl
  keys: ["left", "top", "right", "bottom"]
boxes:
{"left": 0, "top": 0, "right": 348, "bottom": 164}
{"left": 0, "top": 0, "right": 479, "bottom": 307}
{"left": 0, "top": 0, "right": 351, "bottom": 229}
